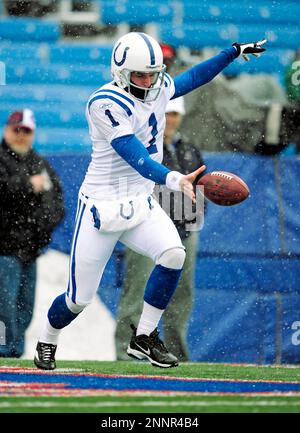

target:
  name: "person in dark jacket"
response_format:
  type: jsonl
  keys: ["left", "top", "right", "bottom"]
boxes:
{"left": 115, "top": 97, "right": 206, "bottom": 361}
{"left": 0, "top": 109, "right": 65, "bottom": 357}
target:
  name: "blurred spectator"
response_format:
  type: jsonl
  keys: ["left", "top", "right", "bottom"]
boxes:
{"left": 280, "top": 50, "right": 300, "bottom": 154}
{"left": 0, "top": 109, "right": 65, "bottom": 357}
{"left": 4, "top": 0, "right": 58, "bottom": 16}
{"left": 161, "top": 45, "right": 290, "bottom": 155}
{"left": 254, "top": 52, "right": 300, "bottom": 155}
{"left": 160, "top": 43, "right": 177, "bottom": 70}
{"left": 115, "top": 97, "right": 206, "bottom": 361}
{"left": 285, "top": 49, "right": 300, "bottom": 105}
{"left": 180, "top": 66, "right": 289, "bottom": 155}
{"left": 3, "top": 0, "right": 93, "bottom": 16}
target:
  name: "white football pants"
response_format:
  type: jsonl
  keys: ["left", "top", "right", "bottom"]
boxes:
{"left": 67, "top": 194, "right": 184, "bottom": 307}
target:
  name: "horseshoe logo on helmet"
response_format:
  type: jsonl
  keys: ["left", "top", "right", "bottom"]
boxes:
{"left": 113, "top": 42, "right": 130, "bottom": 66}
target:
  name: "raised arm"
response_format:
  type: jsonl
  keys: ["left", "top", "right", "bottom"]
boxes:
{"left": 173, "top": 39, "right": 267, "bottom": 98}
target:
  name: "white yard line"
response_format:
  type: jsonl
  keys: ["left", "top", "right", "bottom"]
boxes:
{"left": 0, "top": 367, "right": 85, "bottom": 373}
{"left": 0, "top": 400, "right": 299, "bottom": 409}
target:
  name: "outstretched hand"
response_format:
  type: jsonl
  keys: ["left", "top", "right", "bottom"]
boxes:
{"left": 179, "top": 165, "right": 206, "bottom": 203}
{"left": 233, "top": 39, "right": 267, "bottom": 61}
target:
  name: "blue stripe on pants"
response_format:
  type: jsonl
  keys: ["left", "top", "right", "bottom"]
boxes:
{"left": 68, "top": 199, "right": 86, "bottom": 304}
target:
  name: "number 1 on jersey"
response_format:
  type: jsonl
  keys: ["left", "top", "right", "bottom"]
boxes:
{"left": 105, "top": 109, "right": 120, "bottom": 127}
{"left": 147, "top": 113, "right": 158, "bottom": 154}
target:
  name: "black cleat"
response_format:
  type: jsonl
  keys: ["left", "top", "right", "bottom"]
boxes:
{"left": 34, "top": 342, "right": 57, "bottom": 370}
{"left": 127, "top": 324, "right": 179, "bottom": 368}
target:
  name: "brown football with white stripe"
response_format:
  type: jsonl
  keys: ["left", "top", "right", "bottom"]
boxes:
{"left": 197, "top": 171, "right": 250, "bottom": 206}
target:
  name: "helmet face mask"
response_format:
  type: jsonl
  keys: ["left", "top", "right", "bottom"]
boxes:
{"left": 111, "top": 32, "right": 166, "bottom": 102}
{"left": 121, "top": 67, "right": 166, "bottom": 102}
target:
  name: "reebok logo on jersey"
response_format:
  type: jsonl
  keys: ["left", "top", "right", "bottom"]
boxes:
{"left": 99, "top": 103, "right": 113, "bottom": 109}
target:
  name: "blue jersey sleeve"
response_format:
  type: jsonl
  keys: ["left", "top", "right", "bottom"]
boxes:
{"left": 111, "top": 134, "right": 170, "bottom": 184}
{"left": 172, "top": 46, "right": 238, "bottom": 98}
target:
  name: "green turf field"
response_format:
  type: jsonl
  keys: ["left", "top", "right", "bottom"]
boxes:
{"left": 0, "top": 359, "right": 300, "bottom": 413}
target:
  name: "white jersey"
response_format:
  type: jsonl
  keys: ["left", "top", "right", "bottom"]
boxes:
{"left": 81, "top": 74, "right": 175, "bottom": 200}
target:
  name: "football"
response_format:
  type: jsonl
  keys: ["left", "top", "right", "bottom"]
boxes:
{"left": 197, "top": 171, "right": 250, "bottom": 206}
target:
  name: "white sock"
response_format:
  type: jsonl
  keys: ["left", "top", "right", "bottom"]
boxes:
{"left": 136, "top": 301, "right": 164, "bottom": 336}
{"left": 38, "top": 318, "right": 61, "bottom": 345}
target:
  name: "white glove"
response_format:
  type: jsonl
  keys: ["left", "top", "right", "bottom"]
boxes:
{"left": 166, "top": 171, "right": 184, "bottom": 191}
{"left": 232, "top": 39, "right": 267, "bottom": 61}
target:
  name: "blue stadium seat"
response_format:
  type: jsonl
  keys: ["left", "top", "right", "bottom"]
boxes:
{"left": 223, "top": 49, "right": 295, "bottom": 79}
{"left": 100, "top": 0, "right": 300, "bottom": 27}
{"left": 49, "top": 44, "right": 112, "bottom": 65}
{"left": 0, "top": 34, "right": 113, "bottom": 134}
{"left": 0, "top": 17, "right": 60, "bottom": 42}
{"left": 0, "top": 42, "right": 50, "bottom": 63}
{"left": 158, "top": 22, "right": 300, "bottom": 50}
{"left": 0, "top": 84, "right": 95, "bottom": 104}
{"left": 0, "top": 42, "right": 113, "bottom": 65}
{"left": 34, "top": 127, "right": 91, "bottom": 153}
{"left": 100, "top": 0, "right": 174, "bottom": 25}
{"left": 0, "top": 41, "right": 113, "bottom": 89}
{"left": 1, "top": 111, "right": 91, "bottom": 152}
{"left": 0, "top": 106, "right": 87, "bottom": 129}
{"left": 4, "top": 62, "right": 110, "bottom": 86}
{"left": 181, "top": 1, "right": 300, "bottom": 25}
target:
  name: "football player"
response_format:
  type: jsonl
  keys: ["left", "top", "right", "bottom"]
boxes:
{"left": 34, "top": 33, "right": 266, "bottom": 369}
